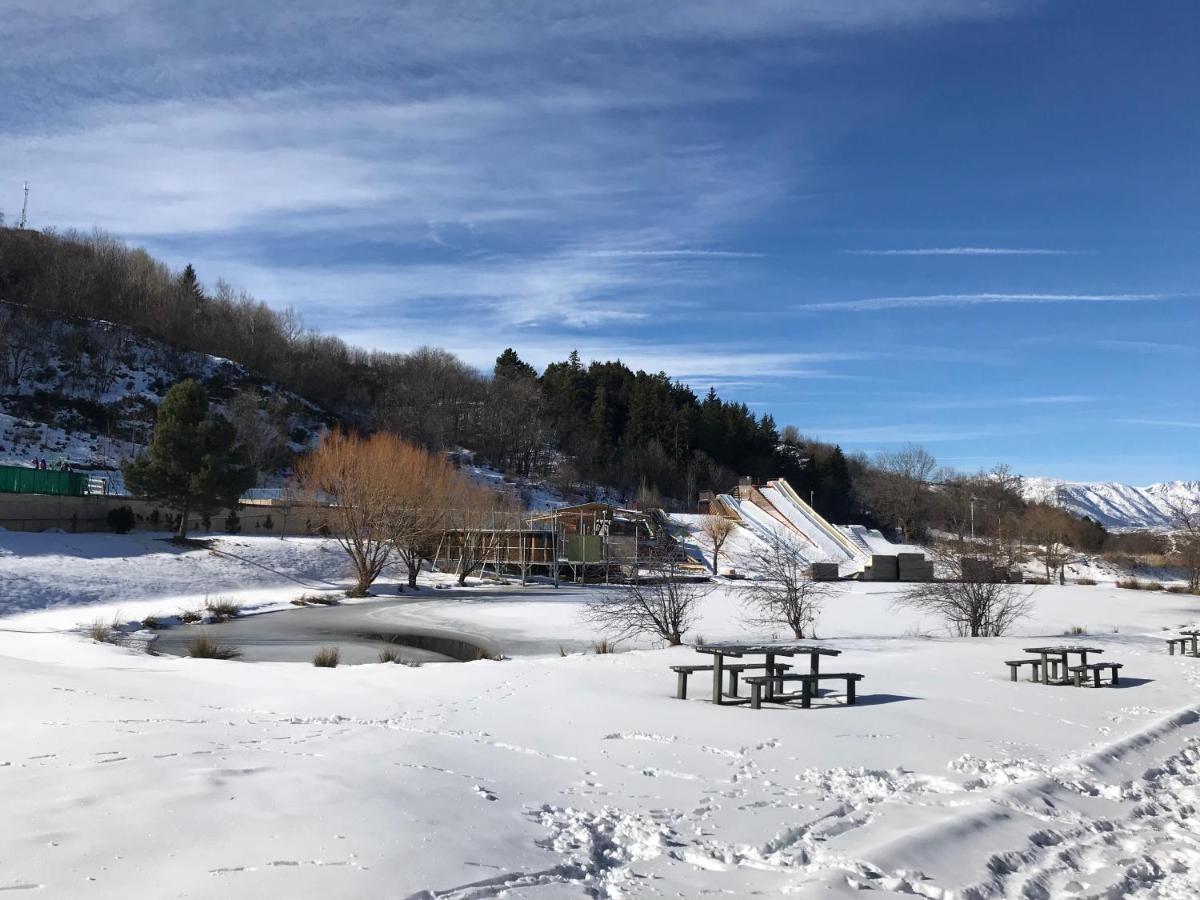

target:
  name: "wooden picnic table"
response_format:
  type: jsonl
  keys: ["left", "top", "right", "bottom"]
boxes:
{"left": 1179, "top": 630, "right": 1200, "bottom": 655}
{"left": 695, "top": 641, "right": 842, "bottom": 705}
{"left": 1022, "top": 645, "right": 1104, "bottom": 685}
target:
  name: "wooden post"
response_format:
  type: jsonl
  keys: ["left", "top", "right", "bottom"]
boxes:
{"left": 846, "top": 677, "right": 856, "bottom": 705}
{"left": 712, "top": 654, "right": 724, "bottom": 705}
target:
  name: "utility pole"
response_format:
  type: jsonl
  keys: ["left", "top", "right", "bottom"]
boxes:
{"left": 17, "top": 181, "right": 29, "bottom": 229}
{"left": 969, "top": 496, "right": 977, "bottom": 541}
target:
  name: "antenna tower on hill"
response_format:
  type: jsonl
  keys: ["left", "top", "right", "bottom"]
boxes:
{"left": 17, "top": 181, "right": 30, "bottom": 229}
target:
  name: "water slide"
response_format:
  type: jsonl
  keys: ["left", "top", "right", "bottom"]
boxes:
{"left": 842, "top": 524, "right": 875, "bottom": 555}
{"left": 714, "top": 494, "right": 817, "bottom": 564}
{"left": 760, "top": 479, "right": 871, "bottom": 564}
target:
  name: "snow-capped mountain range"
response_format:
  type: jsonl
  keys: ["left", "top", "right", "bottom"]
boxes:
{"left": 1023, "top": 477, "right": 1200, "bottom": 531}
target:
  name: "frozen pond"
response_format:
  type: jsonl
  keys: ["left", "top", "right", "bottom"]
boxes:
{"left": 151, "top": 599, "right": 502, "bottom": 665}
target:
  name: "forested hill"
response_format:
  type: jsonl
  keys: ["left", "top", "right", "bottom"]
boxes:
{"left": 0, "top": 226, "right": 858, "bottom": 515}
{"left": 6, "top": 225, "right": 1163, "bottom": 561}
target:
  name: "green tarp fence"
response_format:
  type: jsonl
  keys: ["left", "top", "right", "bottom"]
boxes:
{"left": 0, "top": 465, "right": 88, "bottom": 496}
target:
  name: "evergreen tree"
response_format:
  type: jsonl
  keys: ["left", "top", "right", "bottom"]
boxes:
{"left": 178, "top": 263, "right": 206, "bottom": 320}
{"left": 494, "top": 347, "right": 536, "bottom": 380}
{"left": 124, "top": 380, "right": 255, "bottom": 540}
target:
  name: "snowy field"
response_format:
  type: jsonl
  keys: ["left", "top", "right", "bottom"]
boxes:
{"left": 2, "top": 533, "right": 1200, "bottom": 897}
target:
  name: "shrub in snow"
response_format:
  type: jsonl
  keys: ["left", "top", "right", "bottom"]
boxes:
{"left": 584, "top": 537, "right": 711, "bottom": 646}
{"left": 106, "top": 505, "right": 136, "bottom": 534}
{"left": 224, "top": 510, "right": 241, "bottom": 534}
{"left": 894, "top": 543, "right": 1033, "bottom": 637}
{"left": 294, "top": 592, "right": 338, "bottom": 606}
{"left": 378, "top": 647, "right": 401, "bottom": 664}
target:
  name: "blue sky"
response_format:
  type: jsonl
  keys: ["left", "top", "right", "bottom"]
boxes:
{"left": 2, "top": 0, "right": 1197, "bottom": 483}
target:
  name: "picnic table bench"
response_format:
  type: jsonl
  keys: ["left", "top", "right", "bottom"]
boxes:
{"left": 1022, "top": 645, "right": 1104, "bottom": 685}
{"left": 1069, "top": 662, "right": 1122, "bottom": 687}
{"left": 694, "top": 641, "right": 843, "bottom": 706}
{"left": 1005, "top": 658, "right": 1043, "bottom": 682}
{"left": 1168, "top": 631, "right": 1200, "bottom": 656}
{"left": 744, "top": 672, "right": 863, "bottom": 709}
{"left": 669, "top": 662, "right": 792, "bottom": 700}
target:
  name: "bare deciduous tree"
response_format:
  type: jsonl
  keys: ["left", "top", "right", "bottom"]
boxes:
{"left": 226, "top": 388, "right": 290, "bottom": 478}
{"left": 739, "top": 531, "right": 835, "bottom": 638}
{"left": 1165, "top": 497, "right": 1200, "bottom": 593}
{"left": 584, "top": 538, "right": 711, "bottom": 645}
{"left": 391, "top": 448, "right": 460, "bottom": 590}
{"left": 894, "top": 541, "right": 1034, "bottom": 637}
{"left": 861, "top": 443, "right": 939, "bottom": 541}
{"left": 1022, "top": 503, "right": 1072, "bottom": 581}
{"left": 443, "top": 482, "right": 519, "bottom": 586}
{"left": 0, "top": 305, "right": 46, "bottom": 387}
{"left": 699, "top": 515, "right": 737, "bottom": 575}
{"left": 298, "top": 429, "right": 404, "bottom": 596}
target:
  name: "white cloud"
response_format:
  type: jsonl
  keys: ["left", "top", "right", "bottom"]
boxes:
{"left": 797, "top": 423, "right": 1011, "bottom": 443}
{"left": 847, "top": 247, "right": 1080, "bottom": 256}
{"left": 911, "top": 394, "right": 1095, "bottom": 410}
{"left": 1118, "top": 419, "right": 1200, "bottom": 430}
{"left": 798, "top": 292, "right": 1177, "bottom": 313}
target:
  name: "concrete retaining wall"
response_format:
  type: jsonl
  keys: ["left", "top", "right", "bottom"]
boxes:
{"left": 0, "top": 492, "right": 325, "bottom": 536}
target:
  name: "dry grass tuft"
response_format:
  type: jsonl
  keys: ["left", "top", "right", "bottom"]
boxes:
{"left": 204, "top": 597, "right": 242, "bottom": 621}
{"left": 313, "top": 646, "right": 340, "bottom": 668}
{"left": 186, "top": 635, "right": 241, "bottom": 660}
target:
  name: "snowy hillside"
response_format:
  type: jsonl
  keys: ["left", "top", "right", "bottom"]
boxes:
{"left": 1023, "top": 476, "right": 1200, "bottom": 531}
{"left": 0, "top": 309, "right": 332, "bottom": 490}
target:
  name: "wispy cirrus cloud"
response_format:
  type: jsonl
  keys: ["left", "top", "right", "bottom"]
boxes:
{"left": 797, "top": 292, "right": 1178, "bottom": 313}
{"left": 573, "top": 249, "right": 765, "bottom": 259}
{"left": 1118, "top": 419, "right": 1200, "bottom": 430}
{"left": 1092, "top": 339, "right": 1199, "bottom": 354}
{"left": 846, "top": 246, "right": 1081, "bottom": 256}
{"left": 799, "top": 423, "right": 1013, "bottom": 443}
{"left": 911, "top": 394, "right": 1095, "bottom": 410}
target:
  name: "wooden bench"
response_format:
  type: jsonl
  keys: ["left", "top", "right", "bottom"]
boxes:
{"left": 1166, "top": 637, "right": 1197, "bottom": 656}
{"left": 669, "top": 663, "right": 790, "bottom": 700}
{"left": 1005, "top": 659, "right": 1043, "bottom": 682}
{"left": 1069, "top": 662, "right": 1123, "bottom": 687}
{"left": 744, "top": 672, "right": 864, "bottom": 709}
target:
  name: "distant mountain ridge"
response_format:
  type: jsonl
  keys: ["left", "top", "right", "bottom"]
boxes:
{"left": 1022, "top": 477, "right": 1200, "bottom": 531}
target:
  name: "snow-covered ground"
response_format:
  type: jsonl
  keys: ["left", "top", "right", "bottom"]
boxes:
{"left": 3, "top": 532, "right": 1200, "bottom": 897}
